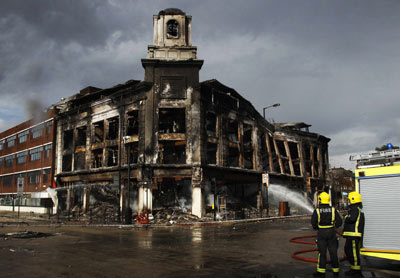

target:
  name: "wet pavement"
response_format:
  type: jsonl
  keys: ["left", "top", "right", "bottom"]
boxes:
{"left": 0, "top": 217, "right": 399, "bottom": 278}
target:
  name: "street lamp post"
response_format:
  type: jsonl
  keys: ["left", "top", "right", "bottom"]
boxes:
{"left": 123, "top": 136, "right": 132, "bottom": 224}
{"left": 263, "top": 103, "right": 280, "bottom": 119}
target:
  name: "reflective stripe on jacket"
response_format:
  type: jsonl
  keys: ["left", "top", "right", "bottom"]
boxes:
{"left": 343, "top": 204, "right": 365, "bottom": 238}
{"left": 317, "top": 207, "right": 335, "bottom": 228}
{"left": 311, "top": 204, "right": 342, "bottom": 230}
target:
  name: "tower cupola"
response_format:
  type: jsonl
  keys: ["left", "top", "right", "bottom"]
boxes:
{"left": 146, "top": 8, "right": 198, "bottom": 60}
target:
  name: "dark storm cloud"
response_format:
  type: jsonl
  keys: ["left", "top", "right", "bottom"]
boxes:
{"left": 0, "top": 0, "right": 400, "bottom": 168}
{"left": 1, "top": 0, "right": 112, "bottom": 46}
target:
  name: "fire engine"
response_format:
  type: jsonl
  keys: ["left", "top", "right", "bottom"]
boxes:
{"left": 350, "top": 148, "right": 400, "bottom": 261}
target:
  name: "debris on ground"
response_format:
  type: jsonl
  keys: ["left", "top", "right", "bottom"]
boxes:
{"left": 0, "top": 231, "right": 52, "bottom": 240}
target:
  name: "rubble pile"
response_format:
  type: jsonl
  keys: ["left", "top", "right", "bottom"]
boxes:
{"left": 150, "top": 207, "right": 200, "bottom": 224}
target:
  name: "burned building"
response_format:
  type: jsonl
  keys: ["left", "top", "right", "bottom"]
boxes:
{"left": 51, "top": 8, "right": 330, "bottom": 220}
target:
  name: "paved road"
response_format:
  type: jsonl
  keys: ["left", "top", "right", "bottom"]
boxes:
{"left": 0, "top": 218, "right": 398, "bottom": 278}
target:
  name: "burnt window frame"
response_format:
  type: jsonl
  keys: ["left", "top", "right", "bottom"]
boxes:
{"left": 106, "top": 117, "right": 119, "bottom": 141}
{"left": 126, "top": 110, "right": 139, "bottom": 136}
{"left": 158, "top": 140, "right": 186, "bottom": 164}
{"left": 158, "top": 108, "right": 186, "bottom": 134}
{"left": 93, "top": 121, "right": 105, "bottom": 143}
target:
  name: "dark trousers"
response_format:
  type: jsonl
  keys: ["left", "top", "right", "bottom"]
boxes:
{"left": 317, "top": 228, "right": 339, "bottom": 273}
{"left": 344, "top": 237, "right": 361, "bottom": 270}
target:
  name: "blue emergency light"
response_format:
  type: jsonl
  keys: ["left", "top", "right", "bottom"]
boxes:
{"left": 387, "top": 143, "right": 393, "bottom": 150}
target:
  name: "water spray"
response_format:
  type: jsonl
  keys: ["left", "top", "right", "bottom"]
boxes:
{"left": 268, "top": 184, "right": 314, "bottom": 214}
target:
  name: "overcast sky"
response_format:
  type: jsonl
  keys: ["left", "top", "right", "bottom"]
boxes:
{"left": 1, "top": 0, "right": 400, "bottom": 170}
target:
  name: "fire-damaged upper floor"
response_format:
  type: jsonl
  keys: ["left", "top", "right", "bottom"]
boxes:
{"left": 54, "top": 78, "right": 329, "bottom": 183}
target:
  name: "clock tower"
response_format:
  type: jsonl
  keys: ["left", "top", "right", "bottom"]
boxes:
{"left": 146, "top": 8, "right": 198, "bottom": 61}
{"left": 140, "top": 9, "right": 204, "bottom": 217}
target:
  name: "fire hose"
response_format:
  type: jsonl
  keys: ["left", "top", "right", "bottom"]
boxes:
{"left": 290, "top": 232, "right": 346, "bottom": 263}
{"left": 136, "top": 210, "right": 149, "bottom": 225}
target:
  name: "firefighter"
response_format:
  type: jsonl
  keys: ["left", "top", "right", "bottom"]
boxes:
{"left": 343, "top": 191, "right": 365, "bottom": 277}
{"left": 311, "top": 192, "right": 343, "bottom": 277}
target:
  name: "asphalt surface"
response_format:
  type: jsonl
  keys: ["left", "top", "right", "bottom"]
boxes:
{"left": 0, "top": 216, "right": 399, "bottom": 278}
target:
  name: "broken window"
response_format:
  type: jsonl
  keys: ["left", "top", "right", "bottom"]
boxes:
{"left": 159, "top": 141, "right": 186, "bottom": 164}
{"left": 303, "top": 144, "right": 311, "bottom": 160}
{"left": 16, "top": 151, "right": 27, "bottom": 164}
{"left": 206, "top": 112, "right": 217, "bottom": 137}
{"left": 106, "top": 147, "right": 118, "bottom": 167}
{"left": 107, "top": 117, "right": 119, "bottom": 140}
{"left": 153, "top": 178, "right": 192, "bottom": 209}
{"left": 288, "top": 142, "right": 301, "bottom": 176}
{"left": 126, "top": 142, "right": 139, "bottom": 164}
{"left": 62, "top": 154, "right": 72, "bottom": 172}
{"left": 302, "top": 144, "right": 312, "bottom": 177}
{"left": 76, "top": 126, "right": 87, "bottom": 146}
{"left": 289, "top": 142, "right": 299, "bottom": 159}
{"left": 314, "top": 163, "right": 320, "bottom": 178}
{"left": 276, "top": 140, "right": 287, "bottom": 157}
{"left": 243, "top": 123, "right": 253, "bottom": 169}
{"left": 74, "top": 152, "right": 85, "bottom": 171}
{"left": 305, "top": 162, "right": 312, "bottom": 178}
{"left": 207, "top": 142, "right": 218, "bottom": 165}
{"left": 282, "top": 159, "right": 291, "bottom": 175}
{"left": 227, "top": 145, "right": 240, "bottom": 167}
{"left": 321, "top": 149, "right": 327, "bottom": 177}
{"left": 227, "top": 119, "right": 238, "bottom": 142}
{"left": 126, "top": 110, "right": 139, "bottom": 136}
{"left": 166, "top": 19, "right": 179, "bottom": 38}
{"left": 28, "top": 171, "right": 41, "bottom": 184}
{"left": 260, "top": 132, "right": 269, "bottom": 172}
{"left": 269, "top": 136, "right": 280, "bottom": 173}
{"left": 93, "top": 121, "right": 104, "bottom": 143}
{"left": 159, "top": 108, "right": 185, "bottom": 134}
{"left": 313, "top": 146, "right": 319, "bottom": 161}
{"left": 92, "top": 149, "right": 103, "bottom": 168}
{"left": 313, "top": 146, "right": 320, "bottom": 178}
{"left": 293, "top": 162, "right": 301, "bottom": 176}
{"left": 63, "top": 130, "right": 73, "bottom": 150}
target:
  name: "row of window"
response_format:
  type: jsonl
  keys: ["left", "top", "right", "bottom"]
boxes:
{"left": 0, "top": 168, "right": 51, "bottom": 187}
{"left": 0, "top": 144, "right": 52, "bottom": 168}
{"left": 0, "top": 121, "right": 53, "bottom": 150}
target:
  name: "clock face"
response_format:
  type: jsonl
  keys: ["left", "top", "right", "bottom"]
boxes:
{"left": 167, "top": 20, "right": 179, "bottom": 38}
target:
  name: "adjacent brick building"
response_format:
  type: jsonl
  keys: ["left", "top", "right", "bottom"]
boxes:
{"left": 0, "top": 109, "right": 56, "bottom": 213}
